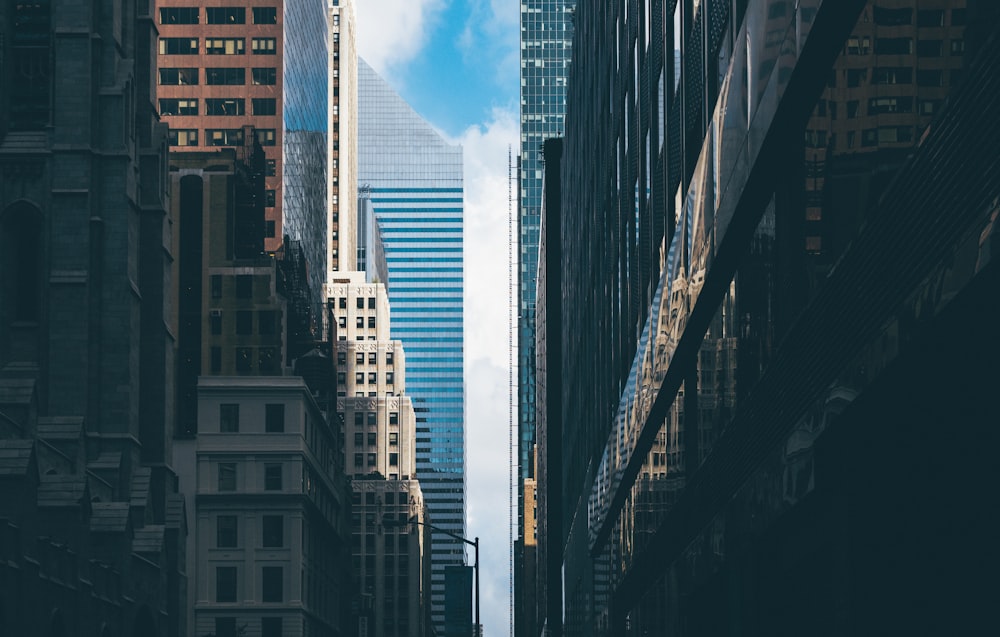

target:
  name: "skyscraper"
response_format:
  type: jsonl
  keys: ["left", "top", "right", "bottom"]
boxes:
{"left": 156, "top": 0, "right": 330, "bottom": 307}
{"left": 357, "top": 58, "right": 465, "bottom": 632}
{"left": 516, "top": 2, "right": 575, "bottom": 635}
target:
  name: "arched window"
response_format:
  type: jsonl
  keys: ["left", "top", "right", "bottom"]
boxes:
{"left": 0, "top": 203, "right": 43, "bottom": 322}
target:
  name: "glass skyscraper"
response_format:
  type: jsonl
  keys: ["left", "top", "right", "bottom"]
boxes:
{"left": 516, "top": 2, "right": 574, "bottom": 636}
{"left": 357, "top": 57, "right": 465, "bottom": 633}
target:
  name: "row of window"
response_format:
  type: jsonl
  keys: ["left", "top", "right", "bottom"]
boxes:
{"left": 217, "top": 461, "right": 282, "bottom": 491}
{"left": 353, "top": 452, "right": 400, "bottom": 467}
{"left": 340, "top": 351, "right": 393, "bottom": 366}
{"left": 870, "top": 6, "right": 966, "bottom": 28}
{"left": 160, "top": 7, "right": 277, "bottom": 25}
{"left": 160, "top": 98, "right": 277, "bottom": 117}
{"left": 835, "top": 67, "right": 959, "bottom": 88}
{"left": 215, "top": 565, "right": 283, "bottom": 603}
{"left": 159, "top": 37, "right": 277, "bottom": 55}
{"left": 210, "top": 346, "right": 279, "bottom": 374}
{"left": 816, "top": 96, "right": 942, "bottom": 120}
{"left": 338, "top": 371, "right": 395, "bottom": 385}
{"left": 218, "top": 403, "right": 284, "bottom": 433}
{"left": 211, "top": 309, "right": 279, "bottom": 337}
{"left": 353, "top": 411, "right": 400, "bottom": 426}
{"left": 216, "top": 514, "right": 285, "bottom": 548}
{"left": 846, "top": 36, "right": 964, "bottom": 57}
{"left": 160, "top": 67, "right": 277, "bottom": 86}
{"left": 353, "top": 432, "right": 401, "bottom": 447}
{"left": 168, "top": 128, "right": 277, "bottom": 147}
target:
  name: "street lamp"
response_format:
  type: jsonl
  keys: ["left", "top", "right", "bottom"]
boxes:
{"left": 385, "top": 515, "right": 479, "bottom": 637}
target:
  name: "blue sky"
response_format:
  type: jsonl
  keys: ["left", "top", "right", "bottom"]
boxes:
{"left": 354, "top": 2, "right": 520, "bottom": 635}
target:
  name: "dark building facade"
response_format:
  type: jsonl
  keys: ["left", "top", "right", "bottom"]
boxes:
{"left": 535, "top": 1, "right": 1000, "bottom": 635}
{"left": 0, "top": 0, "right": 187, "bottom": 635}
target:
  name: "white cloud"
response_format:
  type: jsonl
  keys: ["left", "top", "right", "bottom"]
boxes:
{"left": 453, "top": 107, "right": 519, "bottom": 635}
{"left": 353, "top": 0, "right": 447, "bottom": 83}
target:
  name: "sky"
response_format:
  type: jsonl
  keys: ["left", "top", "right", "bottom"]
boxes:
{"left": 353, "top": 1, "right": 520, "bottom": 635}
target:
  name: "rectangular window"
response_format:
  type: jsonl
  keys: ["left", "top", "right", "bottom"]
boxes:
{"left": 875, "top": 38, "right": 912, "bottom": 55}
{"left": 950, "top": 39, "right": 965, "bottom": 56}
{"left": 206, "top": 98, "right": 245, "bottom": 116}
{"left": 386, "top": 352, "right": 394, "bottom": 365}
{"left": 386, "top": 372, "right": 394, "bottom": 385}
{"left": 216, "top": 566, "right": 237, "bottom": 602}
{"left": 262, "top": 515, "right": 283, "bottom": 547}
{"left": 159, "top": 38, "right": 199, "bottom": 55}
{"left": 872, "top": 67, "right": 912, "bottom": 85}
{"left": 367, "top": 432, "right": 377, "bottom": 447}
{"left": 159, "top": 67, "right": 198, "bottom": 85}
{"left": 389, "top": 412, "right": 399, "bottom": 425}
{"left": 354, "top": 432, "right": 363, "bottom": 446}
{"left": 367, "top": 412, "right": 377, "bottom": 426}
{"left": 160, "top": 8, "right": 199, "bottom": 24}
{"left": 205, "top": 67, "right": 245, "bottom": 85}
{"left": 160, "top": 98, "right": 198, "bottom": 115}
{"left": 367, "top": 316, "right": 376, "bottom": 328}
{"left": 256, "top": 129, "right": 277, "bottom": 146}
{"left": 210, "top": 313, "right": 222, "bottom": 335}
{"left": 368, "top": 372, "right": 377, "bottom": 385}
{"left": 216, "top": 618, "right": 237, "bottom": 637}
{"left": 259, "top": 347, "right": 277, "bottom": 374}
{"left": 220, "top": 404, "right": 239, "bottom": 433}
{"left": 367, "top": 453, "right": 376, "bottom": 467}
{"left": 254, "top": 7, "right": 278, "bottom": 24}
{"left": 917, "top": 9, "right": 944, "bottom": 27}
{"left": 252, "top": 38, "right": 277, "bottom": 54}
{"left": 846, "top": 69, "right": 867, "bottom": 87}
{"left": 368, "top": 297, "right": 376, "bottom": 309}
{"left": 218, "top": 463, "right": 237, "bottom": 491}
{"left": 211, "top": 347, "right": 222, "bottom": 373}
{"left": 265, "top": 159, "right": 276, "bottom": 176}
{"left": 167, "top": 129, "right": 198, "bottom": 146}
{"left": 211, "top": 275, "right": 223, "bottom": 298}
{"left": 355, "top": 372, "right": 364, "bottom": 384}
{"left": 868, "top": 96, "right": 913, "bottom": 115}
{"left": 235, "top": 274, "right": 253, "bottom": 298}
{"left": 356, "top": 316, "right": 364, "bottom": 329}
{"left": 206, "top": 7, "right": 245, "bottom": 24}
{"left": 235, "top": 347, "right": 253, "bottom": 372}
{"left": 264, "top": 463, "right": 282, "bottom": 490}
{"left": 354, "top": 453, "right": 363, "bottom": 467}
{"left": 367, "top": 352, "right": 377, "bottom": 365}
{"left": 262, "top": 567, "right": 283, "bottom": 602}
{"left": 252, "top": 68, "right": 277, "bottom": 85}
{"left": 873, "top": 7, "right": 912, "bottom": 26}
{"left": 206, "top": 38, "right": 245, "bottom": 55}
{"left": 916, "top": 40, "right": 942, "bottom": 58}
{"left": 917, "top": 70, "right": 943, "bottom": 87}
{"left": 337, "top": 371, "right": 347, "bottom": 385}
{"left": 217, "top": 515, "right": 238, "bottom": 547}
{"left": 206, "top": 128, "right": 245, "bottom": 146}
{"left": 389, "top": 452, "right": 399, "bottom": 466}
{"left": 235, "top": 310, "right": 253, "bottom": 335}
{"left": 265, "top": 404, "right": 285, "bottom": 432}
{"left": 261, "top": 618, "right": 282, "bottom": 637}
{"left": 265, "top": 220, "right": 276, "bottom": 238}
{"left": 252, "top": 98, "right": 277, "bottom": 116}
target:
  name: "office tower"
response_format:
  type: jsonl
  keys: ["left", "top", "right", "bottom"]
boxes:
{"left": 169, "top": 149, "right": 352, "bottom": 637}
{"left": 328, "top": 273, "right": 431, "bottom": 637}
{"left": 357, "top": 187, "right": 391, "bottom": 286}
{"left": 357, "top": 58, "right": 465, "bottom": 632}
{"left": 0, "top": 1, "right": 185, "bottom": 634}
{"left": 156, "top": 0, "right": 330, "bottom": 308}
{"left": 329, "top": 0, "right": 359, "bottom": 282}
{"left": 515, "top": 4, "right": 574, "bottom": 635}
{"left": 537, "top": 0, "right": 1000, "bottom": 635}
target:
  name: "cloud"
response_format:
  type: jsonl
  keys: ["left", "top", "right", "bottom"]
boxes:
{"left": 457, "top": 0, "right": 520, "bottom": 91}
{"left": 353, "top": 0, "right": 447, "bottom": 82}
{"left": 454, "top": 107, "right": 519, "bottom": 635}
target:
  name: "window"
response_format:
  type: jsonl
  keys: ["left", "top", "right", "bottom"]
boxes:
{"left": 217, "top": 515, "right": 238, "bottom": 547}
{"left": 262, "top": 567, "right": 283, "bottom": 602}
{"left": 916, "top": 40, "right": 942, "bottom": 58}
{"left": 389, "top": 412, "right": 399, "bottom": 425}
{"left": 368, "top": 372, "right": 377, "bottom": 385}
{"left": 951, "top": 39, "right": 965, "bottom": 56}
{"left": 220, "top": 404, "right": 239, "bottom": 432}
{"left": 206, "top": 67, "right": 245, "bottom": 85}
{"left": 873, "top": 7, "right": 912, "bottom": 26}
{"left": 261, "top": 617, "right": 282, "bottom": 637}
{"left": 356, "top": 297, "right": 365, "bottom": 309}
{"left": 254, "top": 7, "right": 278, "bottom": 24}
{"left": 206, "top": 7, "right": 245, "bottom": 24}
{"left": 846, "top": 69, "right": 867, "bottom": 87}
{"left": 167, "top": 129, "right": 198, "bottom": 146}
{"left": 252, "top": 68, "right": 277, "bottom": 85}
{"left": 354, "top": 432, "right": 363, "bottom": 446}
{"left": 354, "top": 411, "right": 364, "bottom": 426}
{"left": 846, "top": 100, "right": 860, "bottom": 118}
{"left": 386, "top": 352, "right": 394, "bottom": 365}
{"left": 265, "top": 404, "right": 285, "bottom": 432}
{"left": 211, "top": 275, "right": 223, "bottom": 298}
{"left": 862, "top": 128, "right": 878, "bottom": 146}
{"left": 211, "top": 347, "right": 222, "bottom": 373}
{"left": 367, "top": 412, "right": 377, "bottom": 426}
{"left": 917, "top": 69, "right": 943, "bottom": 87}
{"left": 878, "top": 126, "right": 913, "bottom": 144}
{"left": 367, "top": 352, "right": 377, "bottom": 365}
{"left": 259, "top": 310, "right": 276, "bottom": 335}
{"left": 210, "top": 313, "right": 222, "bottom": 335}
{"left": 206, "top": 98, "right": 245, "bottom": 116}
{"left": 159, "top": 67, "right": 198, "bottom": 85}
{"left": 207, "top": 128, "right": 246, "bottom": 146}
{"left": 159, "top": 38, "right": 199, "bottom": 55}
{"left": 389, "top": 432, "right": 399, "bottom": 447}
{"left": 338, "top": 351, "right": 347, "bottom": 365}
{"left": 367, "top": 453, "right": 376, "bottom": 467}
{"left": 206, "top": 38, "right": 245, "bottom": 55}
{"left": 235, "top": 310, "right": 252, "bottom": 335}
{"left": 218, "top": 463, "right": 237, "bottom": 491}
{"left": 872, "top": 67, "right": 912, "bottom": 85}
{"left": 236, "top": 274, "right": 253, "bottom": 298}
{"left": 337, "top": 372, "right": 347, "bottom": 385}
{"left": 160, "top": 98, "right": 198, "bottom": 115}
{"left": 386, "top": 372, "right": 394, "bottom": 385}
{"left": 266, "top": 159, "right": 276, "bottom": 176}
{"left": 262, "top": 515, "right": 283, "bottom": 547}
{"left": 354, "top": 453, "right": 363, "bottom": 467}
{"left": 368, "top": 297, "right": 376, "bottom": 309}
{"left": 216, "top": 618, "right": 237, "bottom": 637}
{"left": 265, "top": 190, "right": 276, "bottom": 207}
{"left": 917, "top": 10, "right": 944, "bottom": 27}
{"left": 216, "top": 566, "right": 237, "bottom": 602}
{"left": 160, "top": 8, "right": 199, "bottom": 24}
{"left": 367, "top": 316, "right": 376, "bottom": 328}
{"left": 356, "top": 372, "right": 365, "bottom": 384}
{"left": 259, "top": 347, "right": 277, "bottom": 373}
{"left": 264, "top": 463, "right": 282, "bottom": 490}
{"left": 869, "top": 96, "right": 913, "bottom": 115}
{"left": 236, "top": 347, "right": 253, "bottom": 372}
{"left": 367, "top": 432, "right": 377, "bottom": 447}
{"left": 252, "top": 38, "right": 277, "bottom": 54}
{"left": 253, "top": 98, "right": 277, "bottom": 116}
{"left": 256, "top": 129, "right": 277, "bottom": 146}
{"left": 390, "top": 453, "right": 399, "bottom": 466}
{"left": 875, "top": 38, "right": 912, "bottom": 55}
{"left": 356, "top": 316, "right": 364, "bottom": 329}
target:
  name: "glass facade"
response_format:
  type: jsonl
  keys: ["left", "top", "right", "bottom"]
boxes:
{"left": 357, "top": 57, "right": 465, "bottom": 633}
{"left": 537, "top": 0, "right": 1000, "bottom": 635}
{"left": 282, "top": 0, "right": 330, "bottom": 312}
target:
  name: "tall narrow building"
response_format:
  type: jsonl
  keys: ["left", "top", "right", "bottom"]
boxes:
{"left": 156, "top": 0, "right": 330, "bottom": 308}
{"left": 357, "top": 58, "right": 465, "bottom": 633}
{"left": 329, "top": 0, "right": 359, "bottom": 282}
{"left": 516, "top": 2, "right": 575, "bottom": 636}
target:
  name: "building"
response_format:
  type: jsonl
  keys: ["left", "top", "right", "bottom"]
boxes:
{"left": 516, "top": 4, "right": 575, "bottom": 635}
{"left": 537, "top": 0, "right": 1000, "bottom": 635}
{"left": 329, "top": 0, "right": 359, "bottom": 282}
{"left": 443, "top": 566, "right": 473, "bottom": 637}
{"left": 357, "top": 57, "right": 466, "bottom": 632}
{"left": 168, "top": 150, "right": 352, "bottom": 637}
{"left": 357, "top": 187, "right": 391, "bottom": 287}
{"left": 328, "top": 273, "right": 432, "bottom": 637}
{"left": 156, "top": 0, "right": 331, "bottom": 309}
{"left": 0, "top": 1, "right": 186, "bottom": 634}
